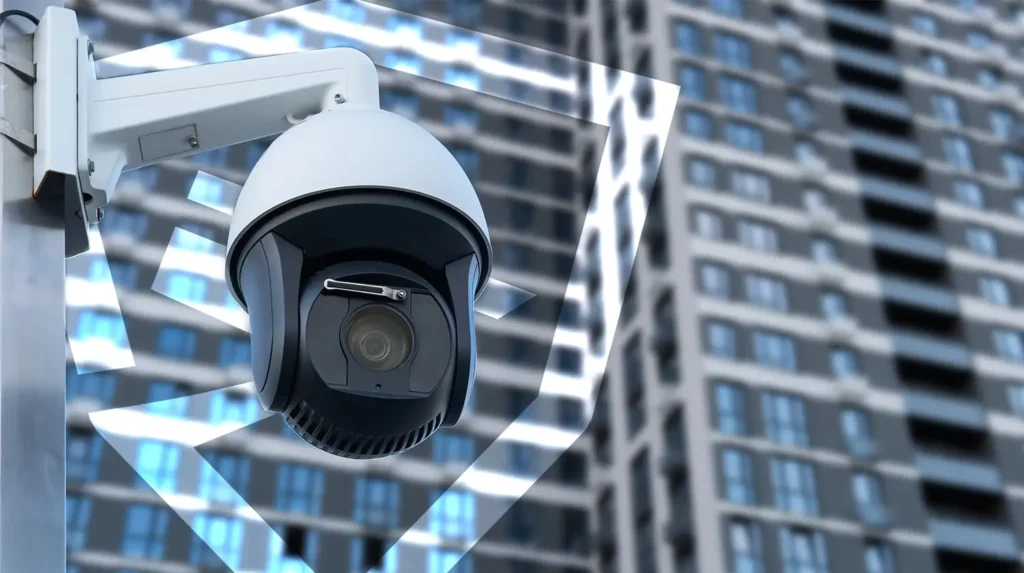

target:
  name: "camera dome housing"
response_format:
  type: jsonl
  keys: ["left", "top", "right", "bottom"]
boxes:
{"left": 225, "top": 106, "right": 492, "bottom": 459}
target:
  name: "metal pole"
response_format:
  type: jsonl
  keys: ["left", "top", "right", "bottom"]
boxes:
{"left": 0, "top": 1, "right": 66, "bottom": 572}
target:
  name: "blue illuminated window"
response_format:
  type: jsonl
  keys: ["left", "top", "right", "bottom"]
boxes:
{"left": 247, "top": 141, "right": 270, "bottom": 171}
{"left": 140, "top": 32, "right": 184, "bottom": 58}
{"left": 684, "top": 110, "right": 713, "bottom": 139}
{"left": 67, "top": 431, "right": 103, "bottom": 482}
{"left": 225, "top": 290, "right": 242, "bottom": 310}
{"left": 108, "top": 261, "right": 140, "bottom": 288}
{"left": 428, "top": 549, "right": 472, "bottom": 573}
{"left": 429, "top": 489, "right": 476, "bottom": 539}
{"left": 207, "top": 47, "right": 242, "bottom": 63}
{"left": 354, "top": 477, "right": 401, "bottom": 527}
{"left": 189, "top": 174, "right": 226, "bottom": 204}
{"left": 508, "top": 444, "right": 533, "bottom": 476}
{"left": 209, "top": 393, "right": 258, "bottom": 426}
{"left": 450, "top": 147, "right": 479, "bottom": 179}
{"left": 444, "top": 105, "right": 480, "bottom": 129}
{"left": 151, "top": 0, "right": 191, "bottom": 18}
{"left": 157, "top": 326, "right": 198, "bottom": 359}
{"left": 707, "top": 321, "right": 737, "bottom": 359}
{"left": 384, "top": 51, "right": 422, "bottom": 75}
{"left": 753, "top": 330, "right": 798, "bottom": 371}
{"left": 75, "top": 311, "right": 128, "bottom": 346}
{"left": 725, "top": 122, "right": 764, "bottom": 153}
{"left": 276, "top": 464, "right": 325, "bottom": 515}
{"left": 715, "top": 383, "right": 747, "bottom": 435}
{"left": 447, "top": 30, "right": 480, "bottom": 52}
{"left": 264, "top": 21, "right": 304, "bottom": 48}
{"left": 199, "top": 452, "right": 251, "bottom": 504}
{"left": 66, "top": 369, "right": 117, "bottom": 405}
{"left": 552, "top": 346, "right": 583, "bottom": 374}
{"left": 381, "top": 90, "right": 420, "bottom": 116}
{"left": 387, "top": 15, "right": 423, "bottom": 37}
{"left": 446, "top": 66, "right": 481, "bottom": 91}
{"left": 147, "top": 381, "right": 187, "bottom": 418}
{"left": 448, "top": 0, "right": 483, "bottom": 26}
{"left": 101, "top": 208, "right": 149, "bottom": 238}
{"left": 165, "top": 272, "right": 208, "bottom": 303}
{"left": 327, "top": 0, "right": 366, "bottom": 23}
{"left": 191, "top": 514, "right": 244, "bottom": 569}
{"left": 171, "top": 225, "right": 216, "bottom": 254}
{"left": 323, "top": 35, "right": 362, "bottom": 50}
{"left": 720, "top": 76, "right": 758, "bottom": 113}
{"left": 433, "top": 431, "right": 475, "bottom": 464}
{"left": 679, "top": 65, "right": 707, "bottom": 100}
{"left": 711, "top": 0, "right": 745, "bottom": 19}
{"left": 134, "top": 440, "right": 181, "bottom": 492}
{"left": 218, "top": 337, "right": 251, "bottom": 368}
{"left": 122, "top": 504, "right": 170, "bottom": 559}
{"left": 673, "top": 21, "right": 702, "bottom": 55}
{"left": 67, "top": 495, "right": 92, "bottom": 550}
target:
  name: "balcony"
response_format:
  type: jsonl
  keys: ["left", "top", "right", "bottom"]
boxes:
{"left": 903, "top": 391, "right": 987, "bottom": 431}
{"left": 832, "top": 44, "right": 903, "bottom": 78}
{"left": 930, "top": 518, "right": 1020, "bottom": 562}
{"left": 825, "top": 4, "right": 893, "bottom": 37}
{"left": 996, "top": 83, "right": 1021, "bottom": 104}
{"left": 870, "top": 225, "right": 947, "bottom": 263}
{"left": 813, "top": 260, "right": 847, "bottom": 285}
{"left": 915, "top": 452, "right": 1003, "bottom": 494}
{"left": 891, "top": 331, "right": 972, "bottom": 371}
{"left": 837, "top": 377, "right": 871, "bottom": 402}
{"left": 859, "top": 177, "right": 934, "bottom": 214}
{"left": 839, "top": 85, "right": 912, "bottom": 120}
{"left": 880, "top": 277, "right": 959, "bottom": 315}
{"left": 807, "top": 203, "right": 839, "bottom": 231}
{"left": 849, "top": 130, "right": 923, "bottom": 164}
{"left": 826, "top": 315, "right": 858, "bottom": 341}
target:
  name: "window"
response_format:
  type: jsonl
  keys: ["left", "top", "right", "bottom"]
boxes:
{"left": 67, "top": 495, "right": 92, "bottom": 550}
{"left": 979, "top": 276, "right": 1012, "bottom": 306}
{"left": 771, "top": 457, "right": 818, "bottom": 516}
{"left": 146, "top": 382, "right": 186, "bottom": 418}
{"left": 966, "top": 28, "right": 992, "bottom": 50}
{"left": 830, "top": 347, "right": 860, "bottom": 379}
{"left": 711, "top": 0, "right": 745, "bottom": 18}
{"left": 695, "top": 210, "right": 724, "bottom": 239}
{"left": 1008, "top": 385, "right": 1024, "bottom": 417}
{"left": 450, "top": 147, "right": 479, "bottom": 179}
{"left": 865, "top": 542, "right": 896, "bottom": 573}
{"left": 122, "top": 504, "right": 170, "bottom": 559}
{"left": 553, "top": 347, "right": 583, "bottom": 375}
{"left": 779, "top": 528, "right": 829, "bottom": 573}
{"left": 787, "top": 94, "right": 815, "bottom": 128}
{"left": 156, "top": 327, "right": 197, "bottom": 359}
{"left": 753, "top": 331, "right": 797, "bottom": 370}
{"left": 729, "top": 520, "right": 764, "bottom": 573}
{"left": 433, "top": 431, "right": 475, "bottom": 464}
{"left": 762, "top": 393, "right": 809, "bottom": 447}
{"left": 688, "top": 158, "right": 718, "bottom": 188}
{"left": 1004, "top": 151, "right": 1024, "bottom": 184}
{"left": 448, "top": 0, "right": 482, "bottom": 25}
{"left": 443, "top": 105, "right": 479, "bottom": 130}
{"left": 66, "top": 370, "right": 116, "bottom": 406}
{"left": 911, "top": 13, "right": 937, "bottom": 35}
{"left": 679, "top": 65, "right": 707, "bottom": 100}
{"left": 931, "top": 92, "right": 961, "bottom": 126}
{"left": 720, "top": 76, "right": 758, "bottom": 113}
{"left": 91, "top": 259, "right": 139, "bottom": 288}
{"left": 267, "top": 525, "right": 319, "bottom": 573}
{"left": 430, "top": 489, "right": 476, "bottom": 539}
{"left": 990, "top": 108, "right": 1016, "bottom": 139}
{"left": 994, "top": 329, "right": 1024, "bottom": 362}
{"left": 721, "top": 448, "right": 756, "bottom": 504}
{"left": 217, "top": 337, "right": 251, "bottom": 368}
{"left": 707, "top": 321, "right": 738, "bottom": 359}
{"left": 820, "top": 291, "right": 848, "bottom": 319}
{"left": 209, "top": 392, "right": 259, "bottom": 426}
{"left": 134, "top": 440, "right": 180, "bottom": 492}
{"left": 841, "top": 408, "right": 874, "bottom": 457}
{"left": 445, "top": 66, "right": 481, "bottom": 90}
{"left": 199, "top": 452, "right": 250, "bottom": 504}
{"left": 381, "top": 89, "right": 419, "bottom": 116}
{"left": 953, "top": 180, "right": 984, "bottom": 207}
{"left": 190, "top": 514, "right": 244, "bottom": 570}
{"left": 731, "top": 170, "right": 771, "bottom": 203}
{"left": 716, "top": 383, "right": 747, "bottom": 435}
{"left": 683, "top": 109, "right": 713, "bottom": 139}
{"left": 779, "top": 50, "right": 806, "bottom": 83}
{"left": 509, "top": 443, "right": 534, "bottom": 475}
{"left": 328, "top": 0, "right": 367, "bottom": 22}
{"left": 737, "top": 220, "right": 779, "bottom": 253}
{"left": 1014, "top": 196, "right": 1024, "bottom": 218}
{"left": 673, "top": 21, "right": 702, "bottom": 55}
{"left": 851, "top": 472, "right": 888, "bottom": 527}
{"left": 700, "top": 264, "right": 731, "bottom": 298}
{"left": 350, "top": 536, "right": 398, "bottom": 573}
{"left": 354, "top": 477, "right": 401, "bottom": 527}
{"left": 978, "top": 67, "right": 1001, "bottom": 90}
{"left": 75, "top": 310, "right": 128, "bottom": 347}
{"left": 725, "top": 121, "right": 764, "bottom": 152}
{"left": 745, "top": 274, "right": 788, "bottom": 312}
{"left": 67, "top": 431, "right": 102, "bottom": 482}
{"left": 965, "top": 226, "right": 998, "bottom": 257}
{"left": 803, "top": 188, "right": 828, "bottom": 211}
{"left": 942, "top": 136, "right": 974, "bottom": 171}
{"left": 795, "top": 138, "right": 822, "bottom": 167}
{"left": 264, "top": 21, "right": 304, "bottom": 49}
{"left": 275, "top": 464, "right": 324, "bottom": 515}
{"left": 714, "top": 32, "right": 752, "bottom": 68}
{"left": 922, "top": 51, "right": 949, "bottom": 76}
{"left": 811, "top": 238, "right": 838, "bottom": 263}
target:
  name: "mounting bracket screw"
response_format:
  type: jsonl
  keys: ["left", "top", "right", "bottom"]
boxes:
{"left": 87, "top": 160, "right": 95, "bottom": 174}
{"left": 96, "top": 207, "right": 104, "bottom": 221}
{"left": 87, "top": 41, "right": 94, "bottom": 56}
{"left": 334, "top": 93, "right": 345, "bottom": 104}
{"left": 187, "top": 136, "right": 199, "bottom": 149}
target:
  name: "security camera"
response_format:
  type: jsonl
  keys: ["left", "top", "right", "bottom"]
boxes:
{"left": 36, "top": 8, "right": 490, "bottom": 458}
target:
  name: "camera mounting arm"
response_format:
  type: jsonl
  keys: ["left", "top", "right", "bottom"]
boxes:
{"left": 32, "top": 7, "right": 380, "bottom": 255}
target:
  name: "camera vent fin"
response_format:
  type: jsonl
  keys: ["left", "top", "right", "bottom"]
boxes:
{"left": 284, "top": 401, "right": 444, "bottom": 460}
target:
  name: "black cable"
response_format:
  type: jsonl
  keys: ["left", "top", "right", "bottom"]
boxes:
{"left": 0, "top": 9, "right": 41, "bottom": 28}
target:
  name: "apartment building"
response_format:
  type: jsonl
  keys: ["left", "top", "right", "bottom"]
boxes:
{"left": 61, "top": 1, "right": 596, "bottom": 573}
{"left": 579, "top": 1, "right": 1024, "bottom": 573}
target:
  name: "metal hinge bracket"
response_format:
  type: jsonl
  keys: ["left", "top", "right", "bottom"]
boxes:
{"left": 0, "top": 48, "right": 36, "bottom": 85}
{"left": 0, "top": 116, "right": 36, "bottom": 156}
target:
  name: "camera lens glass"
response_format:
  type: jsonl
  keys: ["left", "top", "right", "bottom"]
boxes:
{"left": 345, "top": 305, "right": 414, "bottom": 371}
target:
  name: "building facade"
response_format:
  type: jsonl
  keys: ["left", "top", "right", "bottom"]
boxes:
{"left": 581, "top": 1, "right": 1024, "bottom": 573}
{"left": 62, "top": 1, "right": 597, "bottom": 573}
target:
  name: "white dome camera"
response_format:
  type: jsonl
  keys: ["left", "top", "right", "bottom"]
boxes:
{"left": 43, "top": 22, "right": 492, "bottom": 460}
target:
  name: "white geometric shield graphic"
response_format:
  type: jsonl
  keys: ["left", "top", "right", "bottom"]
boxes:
{"left": 72, "top": 2, "right": 681, "bottom": 572}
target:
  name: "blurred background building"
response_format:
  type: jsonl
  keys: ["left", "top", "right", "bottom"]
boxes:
{"left": 581, "top": 1, "right": 1024, "bottom": 573}
{"left": 62, "top": 1, "right": 596, "bottom": 572}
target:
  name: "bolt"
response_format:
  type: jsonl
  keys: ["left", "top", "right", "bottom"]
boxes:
{"left": 333, "top": 93, "right": 345, "bottom": 104}
{"left": 396, "top": 290, "right": 407, "bottom": 300}
{"left": 187, "top": 136, "right": 199, "bottom": 149}
{"left": 96, "top": 207, "right": 104, "bottom": 222}
{"left": 87, "top": 41, "right": 94, "bottom": 56}
{"left": 87, "top": 160, "right": 95, "bottom": 174}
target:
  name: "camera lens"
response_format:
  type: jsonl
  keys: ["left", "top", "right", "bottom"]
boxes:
{"left": 345, "top": 305, "right": 414, "bottom": 371}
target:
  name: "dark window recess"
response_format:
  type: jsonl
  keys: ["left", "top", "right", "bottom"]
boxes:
{"left": 835, "top": 65, "right": 902, "bottom": 94}
{"left": 627, "top": 0, "right": 647, "bottom": 32}
{"left": 844, "top": 108, "right": 913, "bottom": 137}
{"left": 826, "top": 25, "right": 893, "bottom": 53}
{"left": 883, "top": 303, "right": 961, "bottom": 338}
{"left": 852, "top": 152, "right": 923, "bottom": 182}
{"left": 362, "top": 536, "right": 386, "bottom": 570}
{"left": 862, "top": 200, "right": 935, "bottom": 232}
{"left": 284, "top": 526, "right": 306, "bottom": 557}
{"left": 873, "top": 251, "right": 948, "bottom": 284}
